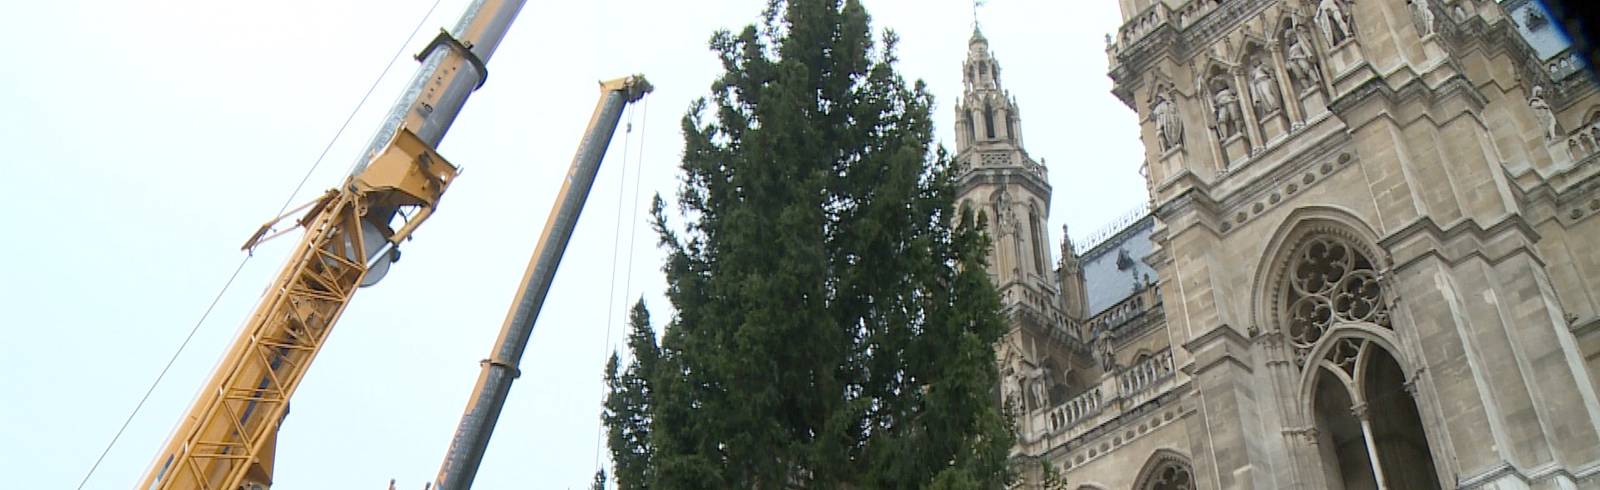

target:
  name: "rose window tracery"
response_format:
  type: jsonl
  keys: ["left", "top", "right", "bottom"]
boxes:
{"left": 1282, "top": 236, "right": 1389, "bottom": 367}
{"left": 1148, "top": 465, "right": 1193, "bottom": 490}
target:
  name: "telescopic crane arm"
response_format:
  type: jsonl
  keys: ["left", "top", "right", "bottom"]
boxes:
{"left": 140, "top": 1, "right": 526, "bottom": 489}
{"left": 434, "top": 75, "right": 651, "bottom": 490}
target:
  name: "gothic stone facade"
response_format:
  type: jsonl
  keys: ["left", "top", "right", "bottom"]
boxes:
{"left": 956, "top": 0, "right": 1600, "bottom": 489}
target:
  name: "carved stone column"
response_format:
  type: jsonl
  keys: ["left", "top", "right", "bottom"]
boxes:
{"left": 1233, "top": 66, "right": 1264, "bottom": 151}
{"left": 1202, "top": 87, "right": 1229, "bottom": 173}
{"left": 1351, "top": 402, "right": 1391, "bottom": 490}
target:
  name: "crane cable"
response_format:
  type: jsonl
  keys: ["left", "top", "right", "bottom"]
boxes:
{"left": 591, "top": 91, "right": 651, "bottom": 483}
{"left": 75, "top": 0, "right": 446, "bottom": 487}
{"left": 591, "top": 93, "right": 635, "bottom": 478}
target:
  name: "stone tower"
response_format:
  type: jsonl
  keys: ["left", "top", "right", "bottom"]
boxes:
{"left": 952, "top": 26, "right": 1099, "bottom": 435}
{"left": 1032, "top": 0, "right": 1600, "bottom": 488}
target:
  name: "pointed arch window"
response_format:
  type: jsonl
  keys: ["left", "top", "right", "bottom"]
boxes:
{"left": 964, "top": 109, "right": 977, "bottom": 145}
{"left": 1005, "top": 113, "right": 1016, "bottom": 142}
{"left": 1280, "top": 236, "right": 1390, "bottom": 367}
{"left": 1134, "top": 451, "right": 1195, "bottom": 490}
{"left": 983, "top": 103, "right": 997, "bottom": 139}
{"left": 1271, "top": 229, "right": 1443, "bottom": 489}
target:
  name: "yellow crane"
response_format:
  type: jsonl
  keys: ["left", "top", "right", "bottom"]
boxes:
{"left": 136, "top": 1, "right": 650, "bottom": 488}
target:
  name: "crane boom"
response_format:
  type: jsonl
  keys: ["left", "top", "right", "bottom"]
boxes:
{"left": 434, "top": 75, "right": 652, "bottom": 490}
{"left": 140, "top": 1, "right": 526, "bottom": 489}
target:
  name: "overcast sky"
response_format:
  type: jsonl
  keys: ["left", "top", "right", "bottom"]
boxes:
{"left": 0, "top": 0, "right": 1142, "bottom": 488}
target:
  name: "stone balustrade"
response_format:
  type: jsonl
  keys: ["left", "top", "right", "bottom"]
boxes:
{"left": 1548, "top": 50, "right": 1585, "bottom": 82}
{"left": 1562, "top": 119, "right": 1600, "bottom": 163}
{"left": 1046, "top": 386, "right": 1103, "bottom": 433}
{"left": 1006, "top": 301, "right": 1090, "bottom": 353}
{"left": 1085, "top": 284, "right": 1160, "bottom": 334}
{"left": 1110, "top": 0, "right": 1223, "bottom": 56}
{"left": 1115, "top": 3, "right": 1170, "bottom": 49}
{"left": 1118, "top": 349, "right": 1176, "bottom": 399}
{"left": 1030, "top": 348, "right": 1181, "bottom": 442}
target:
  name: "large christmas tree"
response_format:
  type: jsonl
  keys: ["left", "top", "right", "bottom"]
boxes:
{"left": 604, "top": 1, "right": 1013, "bottom": 487}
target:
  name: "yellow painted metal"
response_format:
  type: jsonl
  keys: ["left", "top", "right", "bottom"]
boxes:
{"left": 138, "top": 128, "right": 456, "bottom": 490}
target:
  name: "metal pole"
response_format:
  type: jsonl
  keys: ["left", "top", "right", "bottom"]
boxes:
{"left": 353, "top": 0, "right": 526, "bottom": 176}
{"left": 434, "top": 76, "right": 651, "bottom": 490}
{"left": 136, "top": 2, "right": 528, "bottom": 489}
{"left": 348, "top": 0, "right": 529, "bottom": 284}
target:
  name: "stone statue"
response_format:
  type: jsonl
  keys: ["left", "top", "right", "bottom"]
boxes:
{"left": 1030, "top": 378, "right": 1049, "bottom": 409}
{"left": 1249, "top": 61, "right": 1281, "bottom": 116}
{"left": 1027, "top": 365, "right": 1051, "bottom": 408}
{"left": 1096, "top": 336, "right": 1118, "bottom": 372}
{"left": 1413, "top": 0, "right": 1437, "bottom": 36}
{"left": 1285, "top": 25, "right": 1322, "bottom": 89}
{"left": 1213, "top": 82, "right": 1243, "bottom": 138}
{"left": 1001, "top": 353, "right": 1025, "bottom": 407}
{"left": 1529, "top": 85, "right": 1558, "bottom": 141}
{"left": 1003, "top": 369, "right": 1023, "bottom": 408}
{"left": 1151, "top": 90, "right": 1184, "bottom": 151}
{"left": 996, "top": 197, "right": 1018, "bottom": 237}
{"left": 1315, "top": 0, "right": 1354, "bottom": 45}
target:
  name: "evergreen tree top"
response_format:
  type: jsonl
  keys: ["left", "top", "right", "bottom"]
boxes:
{"left": 603, "top": 2, "right": 1014, "bottom": 487}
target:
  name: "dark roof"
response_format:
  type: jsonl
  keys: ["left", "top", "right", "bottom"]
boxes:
{"left": 1078, "top": 214, "right": 1157, "bottom": 317}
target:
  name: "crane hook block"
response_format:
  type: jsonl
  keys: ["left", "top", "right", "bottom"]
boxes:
{"left": 353, "top": 128, "right": 459, "bottom": 243}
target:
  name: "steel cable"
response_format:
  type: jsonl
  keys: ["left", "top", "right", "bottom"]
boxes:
{"left": 75, "top": 0, "right": 447, "bottom": 486}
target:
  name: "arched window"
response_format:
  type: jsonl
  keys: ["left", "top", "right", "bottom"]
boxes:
{"left": 983, "top": 103, "right": 997, "bottom": 139}
{"left": 1280, "top": 235, "right": 1389, "bottom": 367}
{"left": 1272, "top": 230, "right": 1442, "bottom": 489}
{"left": 1133, "top": 450, "right": 1194, "bottom": 490}
{"left": 964, "top": 110, "right": 976, "bottom": 145}
{"left": 1005, "top": 113, "right": 1016, "bottom": 141}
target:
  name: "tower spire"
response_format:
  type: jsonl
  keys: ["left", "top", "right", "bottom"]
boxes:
{"left": 954, "top": 22, "right": 1019, "bottom": 154}
{"left": 1058, "top": 223, "right": 1087, "bottom": 320}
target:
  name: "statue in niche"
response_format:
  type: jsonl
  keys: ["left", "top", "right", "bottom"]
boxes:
{"left": 1413, "top": 0, "right": 1437, "bottom": 36}
{"left": 1249, "top": 61, "right": 1282, "bottom": 116}
{"left": 1027, "top": 364, "right": 1051, "bottom": 409}
{"left": 1529, "top": 85, "right": 1558, "bottom": 141}
{"left": 1315, "top": 0, "right": 1355, "bottom": 45}
{"left": 1212, "top": 79, "right": 1243, "bottom": 139}
{"left": 1284, "top": 23, "right": 1322, "bottom": 90}
{"left": 1095, "top": 335, "right": 1118, "bottom": 372}
{"left": 1150, "top": 88, "right": 1184, "bottom": 152}
{"left": 995, "top": 191, "right": 1018, "bottom": 237}
{"left": 1003, "top": 367, "right": 1024, "bottom": 408}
